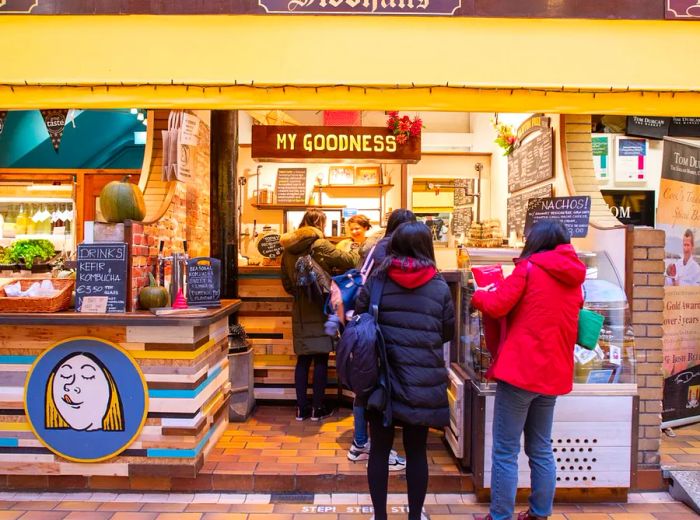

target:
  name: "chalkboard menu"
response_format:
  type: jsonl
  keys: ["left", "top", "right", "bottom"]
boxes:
{"left": 275, "top": 168, "right": 307, "bottom": 204}
{"left": 187, "top": 257, "right": 221, "bottom": 308}
{"left": 507, "top": 184, "right": 553, "bottom": 238}
{"left": 257, "top": 233, "right": 283, "bottom": 258}
{"left": 508, "top": 129, "right": 554, "bottom": 193}
{"left": 453, "top": 178, "right": 475, "bottom": 206}
{"left": 524, "top": 196, "right": 591, "bottom": 238}
{"left": 451, "top": 207, "right": 473, "bottom": 236}
{"left": 626, "top": 116, "right": 671, "bottom": 139}
{"left": 76, "top": 242, "right": 128, "bottom": 313}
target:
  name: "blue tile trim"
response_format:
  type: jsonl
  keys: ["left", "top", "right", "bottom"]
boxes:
{"left": 148, "top": 366, "right": 223, "bottom": 399}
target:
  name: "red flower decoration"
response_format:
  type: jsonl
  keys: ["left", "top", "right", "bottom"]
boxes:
{"left": 386, "top": 112, "right": 423, "bottom": 145}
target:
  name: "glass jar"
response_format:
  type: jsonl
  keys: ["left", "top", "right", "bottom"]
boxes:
{"left": 16, "top": 204, "right": 28, "bottom": 235}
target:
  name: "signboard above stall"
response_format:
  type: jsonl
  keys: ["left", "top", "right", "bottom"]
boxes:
{"left": 251, "top": 125, "right": 420, "bottom": 163}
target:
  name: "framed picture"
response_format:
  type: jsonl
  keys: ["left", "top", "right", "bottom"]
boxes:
{"left": 328, "top": 165, "right": 355, "bottom": 185}
{"left": 354, "top": 165, "right": 381, "bottom": 185}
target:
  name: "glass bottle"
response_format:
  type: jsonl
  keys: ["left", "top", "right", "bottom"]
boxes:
{"left": 40, "top": 204, "right": 52, "bottom": 234}
{"left": 3, "top": 205, "right": 16, "bottom": 238}
{"left": 15, "top": 204, "right": 28, "bottom": 235}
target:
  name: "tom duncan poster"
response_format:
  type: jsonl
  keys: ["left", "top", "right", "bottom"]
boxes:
{"left": 658, "top": 138, "right": 700, "bottom": 427}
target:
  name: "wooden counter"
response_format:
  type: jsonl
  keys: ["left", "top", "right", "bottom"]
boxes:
{"left": 0, "top": 300, "right": 239, "bottom": 479}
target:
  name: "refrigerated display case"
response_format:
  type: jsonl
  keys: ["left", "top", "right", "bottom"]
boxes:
{"left": 445, "top": 248, "right": 638, "bottom": 497}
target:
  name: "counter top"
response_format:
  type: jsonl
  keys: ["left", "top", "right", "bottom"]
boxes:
{"left": 0, "top": 299, "right": 241, "bottom": 327}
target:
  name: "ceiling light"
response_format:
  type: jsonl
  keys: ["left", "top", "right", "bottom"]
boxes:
{"left": 130, "top": 108, "right": 138, "bottom": 114}
{"left": 137, "top": 112, "right": 145, "bottom": 121}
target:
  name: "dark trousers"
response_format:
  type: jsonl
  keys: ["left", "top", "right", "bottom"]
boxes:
{"left": 368, "top": 412, "right": 429, "bottom": 520}
{"left": 294, "top": 353, "right": 329, "bottom": 409}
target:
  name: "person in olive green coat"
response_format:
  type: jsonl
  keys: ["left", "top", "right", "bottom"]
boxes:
{"left": 280, "top": 209, "right": 358, "bottom": 422}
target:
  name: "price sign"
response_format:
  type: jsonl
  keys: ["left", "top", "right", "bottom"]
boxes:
{"left": 76, "top": 243, "right": 127, "bottom": 313}
{"left": 257, "top": 234, "right": 283, "bottom": 258}
{"left": 186, "top": 257, "right": 221, "bottom": 308}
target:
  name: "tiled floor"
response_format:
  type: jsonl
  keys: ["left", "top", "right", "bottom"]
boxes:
{"left": 201, "top": 405, "right": 467, "bottom": 492}
{"left": 660, "top": 423, "right": 700, "bottom": 470}
{"left": 0, "top": 492, "right": 695, "bottom": 519}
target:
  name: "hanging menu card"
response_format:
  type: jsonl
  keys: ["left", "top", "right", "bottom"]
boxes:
{"left": 507, "top": 128, "right": 554, "bottom": 193}
{"left": 524, "top": 196, "right": 591, "bottom": 238}
{"left": 275, "top": 168, "right": 307, "bottom": 204}
{"left": 187, "top": 257, "right": 221, "bottom": 308}
{"left": 76, "top": 242, "right": 128, "bottom": 313}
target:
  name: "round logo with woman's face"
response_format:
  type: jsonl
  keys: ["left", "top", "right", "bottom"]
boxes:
{"left": 25, "top": 337, "right": 148, "bottom": 462}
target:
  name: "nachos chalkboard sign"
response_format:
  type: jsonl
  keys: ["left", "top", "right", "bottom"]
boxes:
{"left": 186, "top": 257, "right": 221, "bottom": 308}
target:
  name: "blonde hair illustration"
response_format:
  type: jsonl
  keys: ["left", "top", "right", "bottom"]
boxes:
{"left": 45, "top": 352, "right": 124, "bottom": 431}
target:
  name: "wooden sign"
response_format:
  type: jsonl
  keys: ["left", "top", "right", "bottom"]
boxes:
{"left": 76, "top": 242, "right": 128, "bottom": 313}
{"left": 186, "top": 257, "right": 221, "bottom": 308}
{"left": 275, "top": 168, "right": 307, "bottom": 204}
{"left": 508, "top": 128, "right": 554, "bottom": 193}
{"left": 257, "top": 234, "right": 283, "bottom": 259}
{"left": 252, "top": 125, "right": 420, "bottom": 163}
{"left": 507, "top": 184, "right": 554, "bottom": 238}
{"left": 524, "top": 196, "right": 592, "bottom": 238}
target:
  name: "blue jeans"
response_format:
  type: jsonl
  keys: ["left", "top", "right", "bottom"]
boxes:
{"left": 353, "top": 404, "right": 368, "bottom": 446}
{"left": 490, "top": 380, "right": 557, "bottom": 520}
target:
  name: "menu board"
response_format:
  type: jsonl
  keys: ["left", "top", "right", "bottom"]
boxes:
{"left": 507, "top": 129, "right": 554, "bottom": 193}
{"left": 451, "top": 207, "right": 473, "bottom": 236}
{"left": 524, "top": 196, "right": 591, "bottom": 238}
{"left": 274, "top": 168, "right": 307, "bottom": 204}
{"left": 76, "top": 242, "right": 127, "bottom": 313}
{"left": 453, "top": 178, "right": 475, "bottom": 206}
{"left": 187, "top": 257, "right": 221, "bottom": 308}
{"left": 257, "top": 233, "right": 283, "bottom": 258}
{"left": 507, "top": 184, "right": 553, "bottom": 238}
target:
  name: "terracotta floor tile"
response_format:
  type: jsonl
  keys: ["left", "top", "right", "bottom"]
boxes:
{"left": 16, "top": 513, "right": 68, "bottom": 520}
{"left": 564, "top": 515, "right": 613, "bottom": 520}
{"left": 110, "top": 514, "right": 159, "bottom": 520}
{"left": 97, "top": 502, "right": 144, "bottom": 512}
{"left": 620, "top": 504, "right": 671, "bottom": 513}
{"left": 12, "top": 502, "right": 60, "bottom": 511}
{"left": 0, "top": 512, "right": 23, "bottom": 520}
{"left": 155, "top": 514, "right": 203, "bottom": 520}
{"left": 201, "top": 515, "right": 248, "bottom": 520}
{"left": 54, "top": 502, "right": 101, "bottom": 511}
{"left": 62, "top": 513, "right": 113, "bottom": 520}
{"left": 609, "top": 515, "right": 657, "bottom": 520}
{"left": 580, "top": 505, "right": 625, "bottom": 513}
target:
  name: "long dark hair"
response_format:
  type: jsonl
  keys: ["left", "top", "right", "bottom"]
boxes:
{"left": 520, "top": 219, "right": 571, "bottom": 259}
{"left": 299, "top": 209, "right": 326, "bottom": 231}
{"left": 387, "top": 221, "right": 436, "bottom": 268}
{"left": 385, "top": 208, "right": 416, "bottom": 235}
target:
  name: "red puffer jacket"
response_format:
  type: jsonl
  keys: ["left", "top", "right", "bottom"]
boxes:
{"left": 471, "top": 244, "right": 586, "bottom": 395}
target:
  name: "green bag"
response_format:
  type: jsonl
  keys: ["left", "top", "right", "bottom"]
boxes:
{"left": 577, "top": 308, "right": 604, "bottom": 350}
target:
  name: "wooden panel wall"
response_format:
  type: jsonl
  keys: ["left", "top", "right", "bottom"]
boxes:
{"left": 0, "top": 318, "right": 230, "bottom": 477}
{"left": 561, "top": 114, "right": 620, "bottom": 228}
{"left": 140, "top": 110, "right": 174, "bottom": 223}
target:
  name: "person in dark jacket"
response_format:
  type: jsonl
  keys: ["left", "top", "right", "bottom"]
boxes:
{"left": 347, "top": 208, "right": 416, "bottom": 469}
{"left": 355, "top": 221, "right": 455, "bottom": 520}
{"left": 471, "top": 219, "right": 586, "bottom": 520}
{"left": 280, "top": 209, "right": 357, "bottom": 421}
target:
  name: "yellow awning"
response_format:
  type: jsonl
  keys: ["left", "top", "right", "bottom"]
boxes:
{"left": 0, "top": 15, "right": 699, "bottom": 114}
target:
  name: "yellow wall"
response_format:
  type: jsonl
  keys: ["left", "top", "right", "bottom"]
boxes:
{"left": 0, "top": 16, "right": 699, "bottom": 114}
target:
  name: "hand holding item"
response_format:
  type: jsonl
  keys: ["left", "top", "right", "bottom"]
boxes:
{"left": 476, "top": 283, "right": 497, "bottom": 292}
{"left": 667, "top": 263, "right": 677, "bottom": 278}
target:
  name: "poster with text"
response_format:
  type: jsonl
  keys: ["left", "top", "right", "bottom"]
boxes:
{"left": 659, "top": 138, "right": 700, "bottom": 427}
{"left": 592, "top": 134, "right": 612, "bottom": 182}
{"left": 615, "top": 136, "right": 647, "bottom": 182}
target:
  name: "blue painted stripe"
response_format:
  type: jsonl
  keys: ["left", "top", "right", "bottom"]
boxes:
{"left": 147, "top": 428, "right": 213, "bottom": 458}
{"left": 0, "top": 438, "right": 18, "bottom": 447}
{"left": 0, "top": 355, "right": 36, "bottom": 364}
{"left": 148, "top": 366, "right": 223, "bottom": 399}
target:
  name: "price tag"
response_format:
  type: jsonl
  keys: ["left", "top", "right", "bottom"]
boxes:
{"left": 79, "top": 296, "right": 108, "bottom": 313}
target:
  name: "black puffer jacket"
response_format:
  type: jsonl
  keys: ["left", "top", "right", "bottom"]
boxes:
{"left": 280, "top": 226, "right": 358, "bottom": 356}
{"left": 356, "top": 260, "right": 455, "bottom": 428}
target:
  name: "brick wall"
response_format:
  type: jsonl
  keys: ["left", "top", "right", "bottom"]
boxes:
{"left": 630, "top": 227, "right": 666, "bottom": 480}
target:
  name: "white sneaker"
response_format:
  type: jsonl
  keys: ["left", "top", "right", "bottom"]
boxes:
{"left": 388, "top": 450, "right": 406, "bottom": 472}
{"left": 347, "top": 439, "right": 371, "bottom": 461}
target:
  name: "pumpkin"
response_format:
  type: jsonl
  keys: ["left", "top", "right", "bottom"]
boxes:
{"left": 139, "top": 273, "right": 169, "bottom": 310}
{"left": 99, "top": 176, "right": 146, "bottom": 223}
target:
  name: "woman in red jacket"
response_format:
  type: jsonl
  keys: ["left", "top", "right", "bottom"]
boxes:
{"left": 471, "top": 219, "right": 586, "bottom": 520}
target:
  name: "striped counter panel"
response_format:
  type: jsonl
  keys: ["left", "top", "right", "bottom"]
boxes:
{"left": 238, "top": 267, "right": 342, "bottom": 402}
{"left": 0, "top": 316, "right": 230, "bottom": 478}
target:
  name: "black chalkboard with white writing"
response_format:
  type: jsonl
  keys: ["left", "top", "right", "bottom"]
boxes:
{"left": 187, "top": 257, "right": 221, "bottom": 308}
{"left": 626, "top": 116, "right": 671, "bottom": 139}
{"left": 507, "top": 184, "right": 553, "bottom": 239}
{"left": 524, "top": 196, "right": 591, "bottom": 238}
{"left": 508, "top": 129, "right": 554, "bottom": 193}
{"left": 257, "top": 234, "right": 283, "bottom": 258}
{"left": 669, "top": 117, "right": 700, "bottom": 138}
{"left": 76, "top": 242, "right": 128, "bottom": 313}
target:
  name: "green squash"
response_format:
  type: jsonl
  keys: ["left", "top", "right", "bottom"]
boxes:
{"left": 99, "top": 175, "right": 146, "bottom": 223}
{"left": 139, "top": 273, "right": 170, "bottom": 310}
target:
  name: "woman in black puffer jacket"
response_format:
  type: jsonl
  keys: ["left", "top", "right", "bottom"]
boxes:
{"left": 355, "top": 221, "right": 455, "bottom": 520}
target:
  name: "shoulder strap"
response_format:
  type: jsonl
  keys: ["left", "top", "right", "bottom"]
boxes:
{"left": 369, "top": 274, "right": 385, "bottom": 319}
{"left": 359, "top": 243, "right": 378, "bottom": 282}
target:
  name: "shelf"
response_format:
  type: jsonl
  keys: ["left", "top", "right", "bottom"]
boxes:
{"left": 314, "top": 184, "right": 394, "bottom": 191}
{"left": 251, "top": 203, "right": 346, "bottom": 210}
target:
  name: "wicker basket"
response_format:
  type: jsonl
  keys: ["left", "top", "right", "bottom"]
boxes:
{"left": 0, "top": 279, "right": 75, "bottom": 313}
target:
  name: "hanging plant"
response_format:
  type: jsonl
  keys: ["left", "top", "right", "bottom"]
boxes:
{"left": 492, "top": 120, "right": 517, "bottom": 156}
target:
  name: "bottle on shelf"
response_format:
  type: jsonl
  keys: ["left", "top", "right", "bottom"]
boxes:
{"left": 16, "top": 204, "right": 28, "bottom": 235}
{"left": 26, "top": 205, "right": 38, "bottom": 235}
{"left": 3, "top": 205, "right": 16, "bottom": 239}
{"left": 40, "top": 204, "right": 52, "bottom": 234}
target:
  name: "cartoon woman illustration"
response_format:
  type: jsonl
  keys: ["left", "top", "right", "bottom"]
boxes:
{"left": 45, "top": 352, "right": 124, "bottom": 431}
